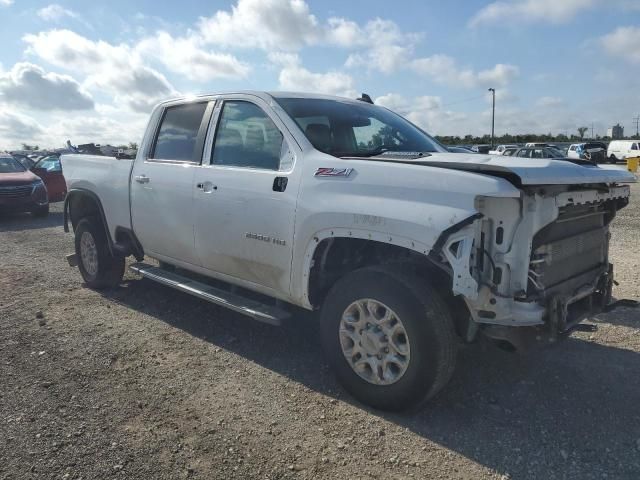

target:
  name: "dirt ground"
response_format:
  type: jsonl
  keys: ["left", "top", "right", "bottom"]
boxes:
{"left": 1, "top": 185, "right": 640, "bottom": 480}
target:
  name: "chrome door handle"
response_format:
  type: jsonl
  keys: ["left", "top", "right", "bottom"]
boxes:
{"left": 196, "top": 181, "right": 217, "bottom": 192}
{"left": 135, "top": 175, "right": 150, "bottom": 184}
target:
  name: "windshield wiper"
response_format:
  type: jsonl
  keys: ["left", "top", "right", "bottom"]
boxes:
{"left": 337, "top": 149, "right": 433, "bottom": 159}
{"left": 336, "top": 147, "right": 391, "bottom": 158}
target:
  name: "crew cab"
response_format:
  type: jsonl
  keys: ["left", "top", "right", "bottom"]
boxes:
{"left": 61, "top": 91, "right": 635, "bottom": 411}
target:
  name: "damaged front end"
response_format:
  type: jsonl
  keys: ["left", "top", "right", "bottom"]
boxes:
{"left": 436, "top": 184, "right": 630, "bottom": 351}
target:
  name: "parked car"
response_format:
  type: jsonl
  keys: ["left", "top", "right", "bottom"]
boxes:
{"left": 607, "top": 140, "right": 640, "bottom": 162}
{"left": 567, "top": 142, "right": 608, "bottom": 163}
{"left": 0, "top": 154, "right": 49, "bottom": 217}
{"left": 525, "top": 142, "right": 558, "bottom": 148}
{"left": 11, "top": 153, "right": 36, "bottom": 170}
{"left": 514, "top": 146, "right": 565, "bottom": 159}
{"left": 489, "top": 144, "right": 518, "bottom": 155}
{"left": 31, "top": 155, "right": 67, "bottom": 202}
{"left": 471, "top": 144, "right": 491, "bottom": 153}
{"left": 61, "top": 91, "right": 634, "bottom": 411}
{"left": 447, "top": 146, "right": 476, "bottom": 153}
{"left": 501, "top": 147, "right": 519, "bottom": 156}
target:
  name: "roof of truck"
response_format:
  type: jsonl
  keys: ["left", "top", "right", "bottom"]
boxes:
{"left": 157, "top": 91, "right": 366, "bottom": 107}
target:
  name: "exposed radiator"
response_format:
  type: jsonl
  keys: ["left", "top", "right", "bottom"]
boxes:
{"left": 528, "top": 203, "right": 608, "bottom": 295}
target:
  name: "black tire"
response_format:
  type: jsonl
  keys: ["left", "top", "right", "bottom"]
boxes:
{"left": 320, "top": 265, "right": 457, "bottom": 411}
{"left": 74, "top": 216, "right": 125, "bottom": 289}
{"left": 609, "top": 155, "right": 617, "bottom": 164}
{"left": 31, "top": 204, "right": 49, "bottom": 217}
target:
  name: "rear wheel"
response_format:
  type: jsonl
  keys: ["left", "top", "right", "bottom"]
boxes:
{"left": 320, "top": 265, "right": 457, "bottom": 411}
{"left": 609, "top": 154, "right": 618, "bottom": 164}
{"left": 75, "top": 216, "right": 125, "bottom": 289}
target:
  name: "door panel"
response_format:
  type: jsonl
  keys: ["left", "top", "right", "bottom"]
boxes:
{"left": 131, "top": 161, "right": 198, "bottom": 263}
{"left": 194, "top": 98, "right": 299, "bottom": 295}
{"left": 130, "top": 100, "right": 212, "bottom": 265}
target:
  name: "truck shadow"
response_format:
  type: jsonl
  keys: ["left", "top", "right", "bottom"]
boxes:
{"left": 103, "top": 277, "right": 640, "bottom": 479}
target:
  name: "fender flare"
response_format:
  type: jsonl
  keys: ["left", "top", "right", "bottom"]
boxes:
{"left": 299, "top": 214, "right": 484, "bottom": 308}
{"left": 299, "top": 227, "right": 434, "bottom": 308}
{"left": 64, "top": 188, "right": 115, "bottom": 255}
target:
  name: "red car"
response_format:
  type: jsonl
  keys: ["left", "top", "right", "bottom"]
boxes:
{"left": 31, "top": 155, "right": 67, "bottom": 202}
{"left": 0, "top": 154, "right": 49, "bottom": 217}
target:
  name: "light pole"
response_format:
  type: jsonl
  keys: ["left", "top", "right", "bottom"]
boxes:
{"left": 488, "top": 88, "right": 495, "bottom": 148}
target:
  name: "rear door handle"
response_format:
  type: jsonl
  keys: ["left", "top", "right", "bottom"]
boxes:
{"left": 134, "top": 175, "right": 150, "bottom": 184}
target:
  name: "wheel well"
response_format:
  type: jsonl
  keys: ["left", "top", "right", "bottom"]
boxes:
{"left": 307, "top": 237, "right": 471, "bottom": 337}
{"left": 67, "top": 192, "right": 103, "bottom": 232}
{"left": 66, "top": 191, "right": 143, "bottom": 260}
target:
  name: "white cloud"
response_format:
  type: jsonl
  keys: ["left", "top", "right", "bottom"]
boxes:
{"left": 536, "top": 96, "right": 565, "bottom": 108}
{"left": 197, "top": 2, "right": 418, "bottom": 74}
{"left": 273, "top": 54, "right": 356, "bottom": 98}
{"left": 136, "top": 32, "right": 251, "bottom": 82}
{"left": 37, "top": 4, "right": 80, "bottom": 22}
{"left": 85, "top": 66, "right": 175, "bottom": 113}
{"left": 411, "top": 54, "right": 519, "bottom": 88}
{"left": 0, "top": 0, "right": 13, "bottom": 6}
{"left": 197, "top": 0, "right": 321, "bottom": 50}
{"left": 599, "top": 26, "right": 640, "bottom": 63}
{"left": 24, "top": 29, "right": 130, "bottom": 73}
{"left": 376, "top": 93, "right": 469, "bottom": 135}
{"left": 469, "top": 0, "right": 597, "bottom": 27}
{"left": 338, "top": 18, "right": 419, "bottom": 73}
{"left": 23, "top": 29, "right": 176, "bottom": 112}
{"left": 0, "top": 62, "right": 94, "bottom": 110}
{"left": 0, "top": 108, "right": 44, "bottom": 149}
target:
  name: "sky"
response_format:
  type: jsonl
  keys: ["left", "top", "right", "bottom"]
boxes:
{"left": 0, "top": 0, "right": 639, "bottom": 149}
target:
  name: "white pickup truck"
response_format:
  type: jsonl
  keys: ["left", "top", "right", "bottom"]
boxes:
{"left": 62, "top": 91, "right": 635, "bottom": 410}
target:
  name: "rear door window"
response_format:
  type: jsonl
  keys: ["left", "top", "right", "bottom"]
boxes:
{"left": 151, "top": 102, "right": 209, "bottom": 162}
{"left": 632, "top": 143, "right": 639, "bottom": 151}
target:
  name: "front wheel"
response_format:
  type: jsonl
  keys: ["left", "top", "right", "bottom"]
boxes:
{"left": 31, "top": 204, "right": 49, "bottom": 217}
{"left": 320, "top": 266, "right": 457, "bottom": 411}
{"left": 75, "top": 216, "right": 125, "bottom": 289}
{"left": 609, "top": 155, "right": 618, "bottom": 164}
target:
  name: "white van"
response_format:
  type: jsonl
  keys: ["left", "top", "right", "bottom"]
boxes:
{"left": 608, "top": 140, "right": 639, "bottom": 161}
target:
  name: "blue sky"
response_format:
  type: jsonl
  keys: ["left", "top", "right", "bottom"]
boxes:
{"left": 0, "top": 0, "right": 639, "bottom": 148}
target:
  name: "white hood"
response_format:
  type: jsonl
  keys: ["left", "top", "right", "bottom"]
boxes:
{"left": 422, "top": 153, "right": 636, "bottom": 185}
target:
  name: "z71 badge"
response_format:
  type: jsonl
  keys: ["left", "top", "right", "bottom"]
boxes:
{"left": 314, "top": 167, "right": 353, "bottom": 177}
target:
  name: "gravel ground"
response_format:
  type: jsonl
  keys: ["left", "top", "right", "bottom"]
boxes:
{"left": 1, "top": 185, "right": 640, "bottom": 480}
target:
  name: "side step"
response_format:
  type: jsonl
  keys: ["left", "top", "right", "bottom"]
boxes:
{"left": 129, "top": 262, "right": 289, "bottom": 326}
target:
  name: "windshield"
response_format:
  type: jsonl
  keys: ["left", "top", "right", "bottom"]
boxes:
{"left": 34, "top": 156, "right": 62, "bottom": 172}
{"left": 0, "top": 156, "right": 26, "bottom": 173}
{"left": 275, "top": 97, "right": 445, "bottom": 157}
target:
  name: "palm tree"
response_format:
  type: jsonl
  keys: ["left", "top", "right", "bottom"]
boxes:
{"left": 577, "top": 127, "right": 589, "bottom": 139}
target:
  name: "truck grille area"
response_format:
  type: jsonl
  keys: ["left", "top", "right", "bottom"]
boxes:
{"left": 528, "top": 203, "right": 608, "bottom": 297}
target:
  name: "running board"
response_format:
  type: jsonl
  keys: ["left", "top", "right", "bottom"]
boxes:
{"left": 129, "top": 262, "right": 288, "bottom": 326}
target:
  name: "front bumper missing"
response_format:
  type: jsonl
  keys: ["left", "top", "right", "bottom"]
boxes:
{"left": 481, "top": 264, "right": 619, "bottom": 351}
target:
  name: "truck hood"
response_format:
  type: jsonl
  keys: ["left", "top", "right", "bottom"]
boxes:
{"left": 358, "top": 152, "right": 637, "bottom": 186}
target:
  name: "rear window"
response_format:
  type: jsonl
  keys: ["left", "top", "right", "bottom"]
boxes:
{"left": 151, "top": 102, "right": 208, "bottom": 162}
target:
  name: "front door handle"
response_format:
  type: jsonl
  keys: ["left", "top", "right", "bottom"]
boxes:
{"left": 197, "top": 181, "right": 217, "bottom": 193}
{"left": 134, "top": 175, "right": 150, "bottom": 184}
